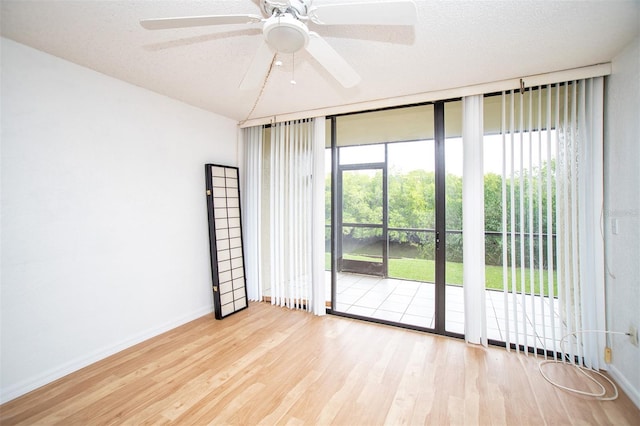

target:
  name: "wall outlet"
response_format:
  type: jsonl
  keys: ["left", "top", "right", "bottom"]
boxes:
{"left": 630, "top": 326, "right": 639, "bottom": 347}
{"left": 604, "top": 347, "right": 612, "bottom": 363}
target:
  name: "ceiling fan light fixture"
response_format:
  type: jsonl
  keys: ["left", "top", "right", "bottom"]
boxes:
{"left": 263, "top": 13, "right": 309, "bottom": 54}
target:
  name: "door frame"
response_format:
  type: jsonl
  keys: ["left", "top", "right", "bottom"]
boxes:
{"left": 328, "top": 101, "right": 463, "bottom": 339}
{"left": 433, "top": 101, "right": 446, "bottom": 334}
{"left": 336, "top": 162, "right": 387, "bottom": 277}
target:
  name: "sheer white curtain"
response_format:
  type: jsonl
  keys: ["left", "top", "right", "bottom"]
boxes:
{"left": 241, "top": 118, "right": 326, "bottom": 315}
{"left": 495, "top": 78, "right": 605, "bottom": 365}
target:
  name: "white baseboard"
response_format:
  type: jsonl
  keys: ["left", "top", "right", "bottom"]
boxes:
{"left": 0, "top": 305, "right": 214, "bottom": 404}
{"left": 608, "top": 364, "right": 640, "bottom": 409}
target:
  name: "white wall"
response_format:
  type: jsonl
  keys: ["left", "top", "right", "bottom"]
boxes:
{"left": 604, "top": 34, "right": 640, "bottom": 408}
{"left": 0, "top": 38, "right": 238, "bottom": 403}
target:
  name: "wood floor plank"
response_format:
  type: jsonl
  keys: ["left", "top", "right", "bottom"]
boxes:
{"left": 1, "top": 302, "right": 639, "bottom": 425}
{"left": 302, "top": 319, "right": 385, "bottom": 424}
{"left": 384, "top": 339, "right": 429, "bottom": 425}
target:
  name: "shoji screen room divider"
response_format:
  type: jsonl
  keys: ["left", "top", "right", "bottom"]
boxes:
{"left": 205, "top": 164, "right": 248, "bottom": 319}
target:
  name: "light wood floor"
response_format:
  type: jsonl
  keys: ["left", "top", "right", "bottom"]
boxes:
{"left": 2, "top": 302, "right": 639, "bottom": 425}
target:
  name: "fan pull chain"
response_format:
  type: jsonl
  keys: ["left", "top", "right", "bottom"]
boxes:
{"left": 290, "top": 53, "right": 296, "bottom": 85}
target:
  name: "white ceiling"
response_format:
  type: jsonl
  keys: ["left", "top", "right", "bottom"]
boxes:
{"left": 2, "top": 1, "right": 638, "bottom": 123}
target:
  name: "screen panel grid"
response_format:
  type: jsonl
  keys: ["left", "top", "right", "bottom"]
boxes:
{"left": 205, "top": 164, "right": 248, "bottom": 319}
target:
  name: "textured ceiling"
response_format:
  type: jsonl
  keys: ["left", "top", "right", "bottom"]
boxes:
{"left": 1, "top": 1, "right": 638, "bottom": 123}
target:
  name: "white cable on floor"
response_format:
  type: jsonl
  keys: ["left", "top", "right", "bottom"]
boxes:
{"left": 538, "top": 330, "right": 629, "bottom": 401}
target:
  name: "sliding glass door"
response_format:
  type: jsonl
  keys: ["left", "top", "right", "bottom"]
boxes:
{"left": 329, "top": 102, "right": 463, "bottom": 337}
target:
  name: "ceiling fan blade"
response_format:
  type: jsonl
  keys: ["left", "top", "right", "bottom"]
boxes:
{"left": 305, "top": 32, "right": 360, "bottom": 88}
{"left": 140, "top": 14, "right": 262, "bottom": 30}
{"left": 309, "top": 0, "right": 417, "bottom": 25}
{"left": 239, "top": 41, "right": 276, "bottom": 90}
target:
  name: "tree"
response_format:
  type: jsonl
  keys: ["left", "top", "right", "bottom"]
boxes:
{"left": 325, "top": 159, "right": 556, "bottom": 268}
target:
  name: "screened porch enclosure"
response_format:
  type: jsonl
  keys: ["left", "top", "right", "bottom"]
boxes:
{"left": 326, "top": 91, "right": 569, "bottom": 353}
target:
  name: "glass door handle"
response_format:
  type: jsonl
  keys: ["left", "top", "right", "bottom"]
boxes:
{"left": 435, "top": 232, "right": 440, "bottom": 250}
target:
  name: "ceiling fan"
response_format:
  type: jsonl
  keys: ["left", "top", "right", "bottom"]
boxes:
{"left": 140, "top": 0, "right": 417, "bottom": 89}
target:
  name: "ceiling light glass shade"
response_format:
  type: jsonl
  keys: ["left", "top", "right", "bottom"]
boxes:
{"left": 263, "top": 13, "right": 309, "bottom": 54}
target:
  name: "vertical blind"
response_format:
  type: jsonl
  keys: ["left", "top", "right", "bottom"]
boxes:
{"left": 496, "top": 78, "right": 605, "bottom": 367}
{"left": 242, "top": 126, "right": 263, "bottom": 302}
{"left": 242, "top": 119, "right": 326, "bottom": 314}
{"left": 269, "top": 120, "right": 314, "bottom": 309}
{"left": 462, "top": 94, "right": 487, "bottom": 345}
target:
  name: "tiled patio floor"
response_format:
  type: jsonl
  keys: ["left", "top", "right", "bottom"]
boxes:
{"left": 329, "top": 271, "right": 564, "bottom": 350}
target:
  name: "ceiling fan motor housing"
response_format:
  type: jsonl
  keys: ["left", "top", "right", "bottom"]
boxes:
{"left": 263, "top": 13, "right": 310, "bottom": 53}
{"left": 261, "top": 0, "right": 311, "bottom": 18}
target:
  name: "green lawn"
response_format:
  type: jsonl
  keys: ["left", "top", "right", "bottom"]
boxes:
{"left": 327, "top": 253, "right": 557, "bottom": 296}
